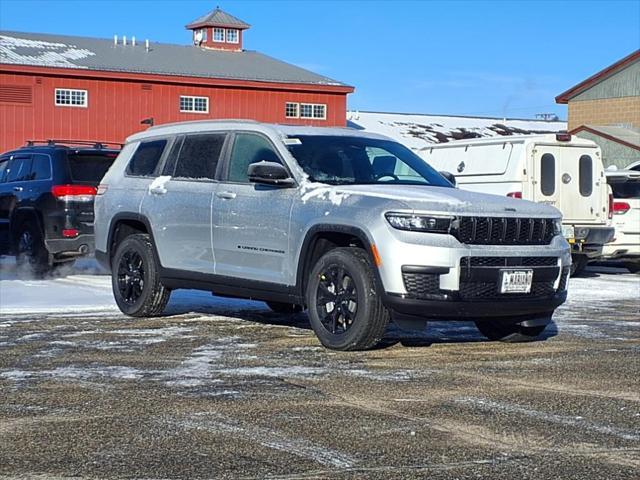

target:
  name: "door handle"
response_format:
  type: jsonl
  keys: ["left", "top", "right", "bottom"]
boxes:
{"left": 13, "top": 186, "right": 23, "bottom": 192}
{"left": 149, "top": 185, "right": 167, "bottom": 195}
{"left": 216, "top": 191, "right": 237, "bottom": 200}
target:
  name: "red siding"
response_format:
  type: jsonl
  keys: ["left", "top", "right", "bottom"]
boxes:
{"left": 0, "top": 67, "right": 351, "bottom": 152}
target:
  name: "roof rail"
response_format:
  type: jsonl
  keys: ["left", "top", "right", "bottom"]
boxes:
{"left": 147, "top": 118, "right": 259, "bottom": 130}
{"left": 25, "top": 139, "right": 123, "bottom": 149}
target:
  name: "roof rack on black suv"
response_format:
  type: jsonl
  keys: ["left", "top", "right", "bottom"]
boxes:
{"left": 0, "top": 141, "right": 120, "bottom": 276}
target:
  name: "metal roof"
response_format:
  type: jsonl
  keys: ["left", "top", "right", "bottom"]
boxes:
{"left": 572, "top": 125, "right": 640, "bottom": 151}
{"left": 186, "top": 7, "right": 250, "bottom": 30}
{"left": 0, "top": 30, "right": 350, "bottom": 87}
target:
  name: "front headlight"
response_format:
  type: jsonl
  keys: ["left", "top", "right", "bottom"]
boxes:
{"left": 385, "top": 212, "right": 453, "bottom": 233}
{"left": 553, "top": 218, "right": 563, "bottom": 236}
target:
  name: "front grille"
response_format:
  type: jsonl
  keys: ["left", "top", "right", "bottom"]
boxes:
{"left": 454, "top": 217, "right": 555, "bottom": 245}
{"left": 459, "top": 281, "right": 556, "bottom": 301}
{"left": 403, "top": 272, "right": 441, "bottom": 299}
{"left": 467, "top": 257, "right": 558, "bottom": 268}
{"left": 558, "top": 267, "right": 570, "bottom": 291}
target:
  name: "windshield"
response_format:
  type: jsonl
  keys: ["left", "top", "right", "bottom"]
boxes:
{"left": 286, "top": 135, "right": 452, "bottom": 187}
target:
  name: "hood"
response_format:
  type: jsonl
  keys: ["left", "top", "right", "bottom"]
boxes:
{"left": 313, "top": 184, "right": 560, "bottom": 218}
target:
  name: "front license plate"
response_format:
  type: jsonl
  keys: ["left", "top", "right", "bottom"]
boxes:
{"left": 562, "top": 225, "right": 575, "bottom": 239}
{"left": 500, "top": 269, "right": 533, "bottom": 294}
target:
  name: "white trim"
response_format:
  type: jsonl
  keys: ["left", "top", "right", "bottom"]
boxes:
{"left": 179, "top": 95, "right": 209, "bottom": 114}
{"left": 54, "top": 88, "right": 88, "bottom": 108}
{"left": 225, "top": 28, "right": 239, "bottom": 44}
{"left": 213, "top": 27, "right": 225, "bottom": 43}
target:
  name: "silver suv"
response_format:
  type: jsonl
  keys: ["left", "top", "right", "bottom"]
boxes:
{"left": 95, "top": 120, "right": 571, "bottom": 350}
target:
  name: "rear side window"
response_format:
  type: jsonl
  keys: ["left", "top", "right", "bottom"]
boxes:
{"left": 0, "top": 158, "right": 8, "bottom": 183}
{"left": 227, "top": 133, "right": 282, "bottom": 183}
{"left": 31, "top": 154, "right": 52, "bottom": 180}
{"left": 540, "top": 153, "right": 555, "bottom": 196}
{"left": 173, "top": 133, "right": 226, "bottom": 180}
{"left": 127, "top": 139, "right": 167, "bottom": 177}
{"left": 6, "top": 156, "right": 32, "bottom": 182}
{"left": 579, "top": 155, "right": 593, "bottom": 197}
{"left": 67, "top": 152, "right": 117, "bottom": 183}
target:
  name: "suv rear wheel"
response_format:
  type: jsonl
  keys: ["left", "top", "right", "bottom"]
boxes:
{"left": 475, "top": 319, "right": 549, "bottom": 343}
{"left": 112, "top": 234, "right": 170, "bottom": 316}
{"left": 306, "top": 247, "right": 389, "bottom": 351}
{"left": 15, "top": 223, "right": 49, "bottom": 278}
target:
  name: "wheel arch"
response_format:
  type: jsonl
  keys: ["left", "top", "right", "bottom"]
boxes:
{"left": 10, "top": 207, "right": 44, "bottom": 241}
{"left": 107, "top": 213, "right": 157, "bottom": 263}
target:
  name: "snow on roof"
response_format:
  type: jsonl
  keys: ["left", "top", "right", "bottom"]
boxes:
{"left": 346, "top": 111, "right": 567, "bottom": 152}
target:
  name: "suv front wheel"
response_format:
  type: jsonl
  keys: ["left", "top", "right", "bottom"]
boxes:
{"left": 306, "top": 247, "right": 389, "bottom": 351}
{"left": 112, "top": 234, "right": 171, "bottom": 316}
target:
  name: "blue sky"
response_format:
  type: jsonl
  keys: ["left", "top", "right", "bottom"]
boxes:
{"left": 1, "top": 0, "right": 638, "bottom": 120}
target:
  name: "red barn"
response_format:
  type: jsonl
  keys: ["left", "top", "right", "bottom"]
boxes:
{"left": 0, "top": 7, "right": 354, "bottom": 152}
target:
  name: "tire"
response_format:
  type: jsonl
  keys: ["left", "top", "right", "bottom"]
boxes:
{"left": 15, "top": 222, "right": 50, "bottom": 278}
{"left": 111, "top": 234, "right": 170, "bottom": 316}
{"left": 570, "top": 254, "right": 588, "bottom": 277}
{"left": 306, "top": 247, "right": 389, "bottom": 351}
{"left": 475, "top": 320, "right": 548, "bottom": 343}
{"left": 266, "top": 301, "right": 303, "bottom": 314}
{"left": 624, "top": 262, "right": 640, "bottom": 274}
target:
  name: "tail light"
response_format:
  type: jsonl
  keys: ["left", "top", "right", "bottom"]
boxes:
{"left": 608, "top": 193, "right": 614, "bottom": 219}
{"left": 556, "top": 133, "right": 571, "bottom": 142}
{"left": 62, "top": 229, "right": 79, "bottom": 238}
{"left": 51, "top": 184, "right": 97, "bottom": 202}
{"left": 613, "top": 201, "right": 630, "bottom": 215}
{"left": 507, "top": 192, "right": 522, "bottom": 199}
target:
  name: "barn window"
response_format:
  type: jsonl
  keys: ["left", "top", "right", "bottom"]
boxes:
{"left": 55, "top": 88, "right": 87, "bottom": 107}
{"left": 300, "top": 103, "right": 327, "bottom": 120}
{"left": 213, "top": 28, "right": 225, "bottom": 42}
{"left": 226, "top": 29, "right": 239, "bottom": 43}
{"left": 180, "top": 95, "right": 209, "bottom": 113}
{"left": 285, "top": 102, "right": 299, "bottom": 118}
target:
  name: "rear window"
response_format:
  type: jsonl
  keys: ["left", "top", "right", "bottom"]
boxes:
{"left": 66, "top": 152, "right": 117, "bottom": 183}
{"left": 127, "top": 139, "right": 167, "bottom": 177}
{"left": 579, "top": 155, "right": 593, "bottom": 197}
{"left": 609, "top": 178, "right": 640, "bottom": 199}
{"left": 172, "top": 133, "right": 226, "bottom": 180}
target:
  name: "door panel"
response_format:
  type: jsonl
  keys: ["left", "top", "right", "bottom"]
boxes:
{"left": 212, "top": 132, "right": 295, "bottom": 284}
{"left": 532, "top": 146, "right": 601, "bottom": 223}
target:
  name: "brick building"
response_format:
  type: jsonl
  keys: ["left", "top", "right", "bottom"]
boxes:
{"left": 556, "top": 50, "right": 640, "bottom": 168}
{"left": 0, "top": 7, "right": 354, "bottom": 152}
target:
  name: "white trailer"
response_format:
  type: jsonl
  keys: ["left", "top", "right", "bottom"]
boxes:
{"left": 422, "top": 133, "right": 614, "bottom": 275}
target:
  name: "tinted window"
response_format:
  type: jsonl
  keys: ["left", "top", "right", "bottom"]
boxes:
{"left": 127, "top": 139, "right": 167, "bottom": 177}
{"left": 162, "top": 136, "right": 184, "bottom": 176}
{"left": 0, "top": 158, "right": 8, "bottom": 183}
{"left": 31, "top": 154, "right": 52, "bottom": 180}
{"left": 540, "top": 153, "right": 555, "bottom": 196}
{"left": 579, "top": 155, "right": 593, "bottom": 197}
{"left": 173, "top": 133, "right": 225, "bottom": 180}
{"left": 228, "top": 133, "right": 281, "bottom": 183}
{"left": 287, "top": 135, "right": 452, "bottom": 187}
{"left": 6, "top": 156, "right": 32, "bottom": 182}
{"left": 609, "top": 178, "right": 640, "bottom": 199}
{"left": 67, "top": 152, "right": 117, "bottom": 183}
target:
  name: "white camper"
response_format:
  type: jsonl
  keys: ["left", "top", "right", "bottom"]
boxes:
{"left": 422, "top": 133, "right": 614, "bottom": 275}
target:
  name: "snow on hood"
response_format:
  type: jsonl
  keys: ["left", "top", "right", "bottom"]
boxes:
{"left": 303, "top": 184, "right": 560, "bottom": 217}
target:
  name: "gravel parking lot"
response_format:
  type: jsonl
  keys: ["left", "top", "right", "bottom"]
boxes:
{"left": 0, "top": 262, "right": 639, "bottom": 479}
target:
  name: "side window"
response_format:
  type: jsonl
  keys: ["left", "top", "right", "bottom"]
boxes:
{"left": 6, "top": 156, "right": 32, "bottom": 182}
{"left": 127, "top": 139, "right": 167, "bottom": 177}
{"left": 579, "top": 155, "right": 593, "bottom": 197}
{"left": 540, "top": 153, "right": 555, "bottom": 196}
{"left": 0, "top": 158, "right": 8, "bottom": 183}
{"left": 173, "top": 133, "right": 226, "bottom": 180}
{"left": 227, "top": 133, "right": 282, "bottom": 183}
{"left": 30, "top": 154, "right": 52, "bottom": 180}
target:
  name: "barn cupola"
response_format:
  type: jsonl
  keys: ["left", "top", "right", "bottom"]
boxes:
{"left": 186, "top": 6, "right": 250, "bottom": 52}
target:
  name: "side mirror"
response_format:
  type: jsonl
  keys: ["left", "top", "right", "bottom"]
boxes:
{"left": 248, "top": 161, "right": 295, "bottom": 187}
{"left": 440, "top": 171, "right": 456, "bottom": 187}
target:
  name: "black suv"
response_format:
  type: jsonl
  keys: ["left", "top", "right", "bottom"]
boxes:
{"left": 0, "top": 140, "right": 120, "bottom": 275}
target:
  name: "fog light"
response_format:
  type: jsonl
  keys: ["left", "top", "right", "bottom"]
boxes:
{"left": 62, "top": 229, "right": 79, "bottom": 238}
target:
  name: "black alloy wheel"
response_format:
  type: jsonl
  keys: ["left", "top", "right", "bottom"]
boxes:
{"left": 117, "top": 250, "right": 145, "bottom": 305}
{"left": 315, "top": 265, "right": 358, "bottom": 334}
